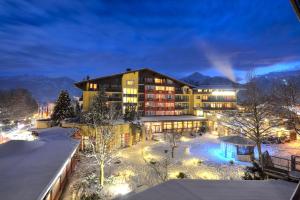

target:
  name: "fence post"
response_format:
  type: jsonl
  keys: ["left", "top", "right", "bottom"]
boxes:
{"left": 291, "top": 155, "right": 296, "bottom": 171}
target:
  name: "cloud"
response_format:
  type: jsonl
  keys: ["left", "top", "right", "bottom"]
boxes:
{"left": 0, "top": 0, "right": 299, "bottom": 80}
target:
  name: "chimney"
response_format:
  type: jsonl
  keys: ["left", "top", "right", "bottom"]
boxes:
{"left": 126, "top": 68, "right": 132, "bottom": 72}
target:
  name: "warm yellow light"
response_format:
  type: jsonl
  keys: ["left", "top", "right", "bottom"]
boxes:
{"left": 108, "top": 183, "right": 131, "bottom": 196}
{"left": 182, "top": 158, "right": 202, "bottom": 167}
{"left": 180, "top": 136, "right": 191, "bottom": 142}
{"left": 211, "top": 91, "right": 235, "bottom": 96}
{"left": 196, "top": 171, "right": 219, "bottom": 180}
{"left": 168, "top": 171, "right": 181, "bottom": 179}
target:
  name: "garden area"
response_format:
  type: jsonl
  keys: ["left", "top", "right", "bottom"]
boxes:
{"left": 62, "top": 134, "right": 252, "bottom": 200}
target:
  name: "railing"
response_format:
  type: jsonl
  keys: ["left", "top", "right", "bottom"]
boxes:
{"left": 202, "top": 98, "right": 236, "bottom": 102}
{"left": 202, "top": 107, "right": 237, "bottom": 110}
{"left": 269, "top": 156, "right": 291, "bottom": 171}
{"left": 106, "top": 87, "right": 122, "bottom": 92}
{"left": 291, "top": 156, "right": 300, "bottom": 172}
{"left": 108, "top": 97, "right": 122, "bottom": 101}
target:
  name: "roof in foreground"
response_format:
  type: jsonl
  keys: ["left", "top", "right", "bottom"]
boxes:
{"left": 141, "top": 115, "right": 206, "bottom": 122}
{"left": 126, "top": 179, "right": 297, "bottom": 200}
{"left": 0, "top": 127, "right": 80, "bottom": 200}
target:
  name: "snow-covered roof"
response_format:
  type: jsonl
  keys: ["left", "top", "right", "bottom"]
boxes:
{"left": 141, "top": 115, "right": 206, "bottom": 122}
{"left": 126, "top": 179, "right": 297, "bottom": 200}
{"left": 0, "top": 127, "right": 80, "bottom": 200}
{"left": 220, "top": 135, "right": 256, "bottom": 146}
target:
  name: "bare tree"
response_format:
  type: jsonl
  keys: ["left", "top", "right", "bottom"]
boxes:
{"left": 166, "top": 132, "right": 181, "bottom": 158}
{"left": 222, "top": 73, "right": 282, "bottom": 168}
{"left": 142, "top": 149, "right": 171, "bottom": 183}
{"left": 83, "top": 89, "right": 121, "bottom": 186}
{"left": 271, "top": 80, "right": 300, "bottom": 135}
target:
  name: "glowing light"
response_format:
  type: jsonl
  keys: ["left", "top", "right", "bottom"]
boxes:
{"left": 117, "top": 169, "right": 135, "bottom": 180}
{"left": 180, "top": 136, "right": 191, "bottom": 142}
{"left": 184, "top": 147, "right": 190, "bottom": 155}
{"left": 182, "top": 158, "right": 202, "bottom": 167}
{"left": 211, "top": 91, "right": 236, "bottom": 96}
{"left": 17, "top": 123, "right": 25, "bottom": 129}
{"left": 196, "top": 171, "right": 219, "bottom": 180}
{"left": 168, "top": 171, "right": 181, "bottom": 179}
{"left": 108, "top": 183, "right": 131, "bottom": 196}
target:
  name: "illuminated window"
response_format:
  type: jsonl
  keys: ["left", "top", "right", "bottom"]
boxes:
{"left": 174, "top": 121, "right": 182, "bottom": 129}
{"left": 127, "top": 80, "right": 134, "bottom": 86}
{"left": 211, "top": 103, "right": 216, "bottom": 108}
{"left": 164, "top": 122, "right": 172, "bottom": 130}
{"left": 123, "top": 88, "right": 137, "bottom": 94}
{"left": 217, "top": 103, "right": 222, "bottom": 108}
{"left": 166, "top": 86, "right": 174, "bottom": 92}
{"left": 202, "top": 95, "right": 208, "bottom": 100}
{"left": 89, "top": 83, "right": 97, "bottom": 89}
{"left": 155, "top": 78, "right": 163, "bottom": 84}
{"left": 123, "top": 97, "right": 137, "bottom": 103}
{"left": 155, "top": 86, "right": 165, "bottom": 91}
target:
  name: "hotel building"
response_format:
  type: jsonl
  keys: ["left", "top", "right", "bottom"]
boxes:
{"left": 75, "top": 68, "right": 238, "bottom": 134}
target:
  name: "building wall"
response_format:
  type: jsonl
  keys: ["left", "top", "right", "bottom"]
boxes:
{"left": 76, "top": 69, "right": 239, "bottom": 116}
{"left": 61, "top": 122, "right": 144, "bottom": 149}
{"left": 121, "top": 71, "right": 139, "bottom": 113}
{"left": 82, "top": 91, "right": 97, "bottom": 111}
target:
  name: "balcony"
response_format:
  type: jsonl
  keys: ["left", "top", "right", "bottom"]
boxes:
{"left": 106, "top": 87, "right": 122, "bottom": 92}
{"left": 108, "top": 97, "right": 122, "bottom": 101}
{"left": 202, "top": 107, "right": 237, "bottom": 111}
{"left": 202, "top": 98, "right": 236, "bottom": 102}
{"left": 175, "top": 98, "right": 189, "bottom": 102}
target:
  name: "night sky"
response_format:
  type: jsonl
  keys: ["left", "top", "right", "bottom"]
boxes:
{"left": 0, "top": 0, "right": 300, "bottom": 82}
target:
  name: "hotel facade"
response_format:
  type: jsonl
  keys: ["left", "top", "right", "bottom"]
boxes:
{"left": 75, "top": 68, "right": 238, "bottom": 135}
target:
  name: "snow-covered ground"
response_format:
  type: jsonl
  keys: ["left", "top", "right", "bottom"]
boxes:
{"left": 61, "top": 133, "right": 300, "bottom": 199}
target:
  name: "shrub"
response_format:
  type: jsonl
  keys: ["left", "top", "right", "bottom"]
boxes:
{"left": 177, "top": 172, "right": 187, "bottom": 179}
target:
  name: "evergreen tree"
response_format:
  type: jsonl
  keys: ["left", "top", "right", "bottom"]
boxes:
{"left": 51, "top": 90, "right": 74, "bottom": 125}
{"left": 123, "top": 104, "right": 138, "bottom": 122}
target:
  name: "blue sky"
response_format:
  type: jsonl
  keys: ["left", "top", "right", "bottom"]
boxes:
{"left": 0, "top": 0, "right": 300, "bottom": 82}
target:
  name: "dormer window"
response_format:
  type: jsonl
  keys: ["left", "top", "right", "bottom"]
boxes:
{"left": 89, "top": 83, "right": 97, "bottom": 90}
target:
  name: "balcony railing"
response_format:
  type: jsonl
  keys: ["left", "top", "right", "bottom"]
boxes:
{"left": 106, "top": 87, "right": 122, "bottom": 92}
{"left": 202, "top": 107, "right": 237, "bottom": 110}
{"left": 202, "top": 98, "right": 236, "bottom": 102}
{"left": 108, "top": 97, "right": 122, "bottom": 101}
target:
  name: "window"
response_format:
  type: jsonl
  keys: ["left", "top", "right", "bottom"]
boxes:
{"left": 145, "top": 77, "right": 153, "bottom": 83}
{"left": 123, "top": 97, "right": 137, "bottom": 103}
{"left": 164, "top": 122, "right": 172, "bottom": 130}
{"left": 155, "top": 86, "right": 165, "bottom": 91}
{"left": 123, "top": 88, "right": 137, "bottom": 94}
{"left": 127, "top": 80, "right": 134, "bottom": 86}
{"left": 196, "top": 95, "right": 201, "bottom": 99}
{"left": 211, "top": 103, "right": 216, "bottom": 108}
{"left": 166, "top": 79, "right": 173, "bottom": 84}
{"left": 89, "top": 83, "right": 97, "bottom": 89}
{"left": 155, "top": 78, "right": 163, "bottom": 84}
{"left": 166, "top": 86, "right": 174, "bottom": 92}
{"left": 202, "top": 95, "right": 208, "bottom": 100}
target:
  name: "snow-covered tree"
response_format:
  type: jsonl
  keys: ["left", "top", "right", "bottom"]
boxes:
{"left": 271, "top": 80, "right": 300, "bottom": 135}
{"left": 123, "top": 104, "right": 139, "bottom": 122}
{"left": 143, "top": 149, "right": 171, "bottom": 182}
{"left": 222, "top": 73, "right": 282, "bottom": 169}
{"left": 0, "top": 89, "right": 38, "bottom": 121}
{"left": 83, "top": 89, "right": 121, "bottom": 186}
{"left": 51, "top": 90, "right": 75, "bottom": 125}
{"left": 166, "top": 132, "right": 181, "bottom": 158}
